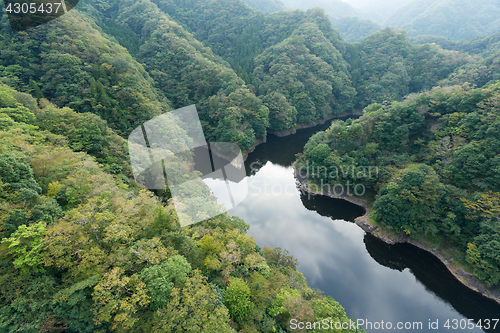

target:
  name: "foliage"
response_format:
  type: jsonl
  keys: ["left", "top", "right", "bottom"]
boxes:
{"left": 8, "top": 0, "right": 500, "bottom": 327}
{"left": 350, "top": 28, "right": 474, "bottom": 108}
{"left": 331, "top": 16, "right": 381, "bottom": 42}
{"left": 297, "top": 82, "right": 500, "bottom": 287}
{"left": 140, "top": 255, "right": 191, "bottom": 310}
{"left": 254, "top": 20, "right": 356, "bottom": 126}
{"left": 92, "top": 267, "right": 150, "bottom": 330}
{"left": 224, "top": 277, "right": 254, "bottom": 325}
{"left": 154, "top": 270, "right": 235, "bottom": 332}
{"left": 281, "top": 0, "right": 359, "bottom": 19}
{"left": 0, "top": 12, "right": 168, "bottom": 135}
{"left": 1, "top": 221, "right": 46, "bottom": 273}
{"left": 0, "top": 83, "right": 357, "bottom": 332}
{"left": 0, "top": 152, "right": 41, "bottom": 198}
{"left": 374, "top": 165, "right": 449, "bottom": 235}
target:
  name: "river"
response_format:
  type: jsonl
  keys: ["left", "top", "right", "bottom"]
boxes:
{"left": 227, "top": 118, "right": 500, "bottom": 332}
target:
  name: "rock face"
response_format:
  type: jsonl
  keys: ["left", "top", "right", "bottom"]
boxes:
{"left": 354, "top": 215, "right": 377, "bottom": 233}
{"left": 295, "top": 171, "right": 500, "bottom": 305}
{"left": 268, "top": 128, "right": 297, "bottom": 137}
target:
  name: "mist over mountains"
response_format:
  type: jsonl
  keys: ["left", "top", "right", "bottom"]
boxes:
{"left": 243, "top": 0, "right": 500, "bottom": 42}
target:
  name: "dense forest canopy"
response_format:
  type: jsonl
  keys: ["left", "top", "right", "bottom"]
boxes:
{"left": 1, "top": 0, "right": 495, "bottom": 142}
{"left": 330, "top": 16, "right": 380, "bottom": 42}
{"left": 0, "top": 82, "right": 364, "bottom": 332}
{"left": 348, "top": 0, "right": 500, "bottom": 41}
{"left": 2, "top": 0, "right": 500, "bottom": 330}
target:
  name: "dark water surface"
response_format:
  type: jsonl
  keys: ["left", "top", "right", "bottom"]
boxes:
{"left": 228, "top": 118, "right": 500, "bottom": 332}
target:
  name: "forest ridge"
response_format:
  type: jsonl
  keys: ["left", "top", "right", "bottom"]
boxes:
{"left": 1, "top": 0, "right": 500, "bottom": 331}
{"left": 246, "top": 0, "right": 500, "bottom": 42}
{"left": 2, "top": 0, "right": 499, "bottom": 154}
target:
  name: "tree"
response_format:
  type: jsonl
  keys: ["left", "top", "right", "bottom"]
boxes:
{"left": 3, "top": 209, "right": 29, "bottom": 238}
{"left": 0, "top": 153, "right": 41, "bottom": 198}
{"left": 1, "top": 221, "right": 46, "bottom": 274}
{"left": 92, "top": 267, "right": 150, "bottom": 330}
{"left": 52, "top": 276, "right": 101, "bottom": 333}
{"left": 224, "top": 277, "right": 254, "bottom": 325}
{"left": 375, "top": 165, "right": 448, "bottom": 235}
{"left": 262, "top": 92, "right": 297, "bottom": 131}
{"left": 461, "top": 191, "right": 500, "bottom": 220}
{"left": 155, "top": 270, "right": 235, "bottom": 332}
{"left": 141, "top": 255, "right": 191, "bottom": 310}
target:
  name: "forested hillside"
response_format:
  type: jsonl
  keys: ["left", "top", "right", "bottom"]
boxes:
{"left": 297, "top": 82, "right": 500, "bottom": 289}
{"left": 0, "top": 9, "right": 169, "bottom": 136}
{"left": 0, "top": 82, "right": 365, "bottom": 331}
{"left": 330, "top": 17, "right": 380, "bottom": 42}
{"left": 345, "top": 0, "right": 500, "bottom": 41}
{"left": 385, "top": 0, "right": 500, "bottom": 41}
{"left": 273, "top": 0, "right": 500, "bottom": 44}
{"left": 3, "top": 0, "right": 500, "bottom": 330}
{"left": 348, "top": 28, "right": 477, "bottom": 108}
{"left": 253, "top": 0, "right": 381, "bottom": 43}
{"left": 2, "top": 0, "right": 486, "bottom": 141}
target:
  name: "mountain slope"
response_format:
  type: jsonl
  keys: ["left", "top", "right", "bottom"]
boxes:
{"left": 0, "top": 81, "right": 367, "bottom": 333}
{"left": 147, "top": 0, "right": 356, "bottom": 130}
{"left": 0, "top": 10, "right": 169, "bottom": 135}
{"left": 411, "top": 32, "right": 500, "bottom": 58}
{"left": 297, "top": 82, "right": 500, "bottom": 290}
{"left": 331, "top": 16, "right": 381, "bottom": 42}
{"left": 86, "top": 0, "right": 270, "bottom": 151}
{"left": 348, "top": 28, "right": 476, "bottom": 107}
{"left": 385, "top": 0, "right": 500, "bottom": 40}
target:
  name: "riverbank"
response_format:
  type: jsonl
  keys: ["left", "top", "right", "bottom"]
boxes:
{"left": 243, "top": 111, "right": 362, "bottom": 160}
{"left": 294, "top": 171, "right": 500, "bottom": 306}
{"left": 269, "top": 111, "right": 362, "bottom": 137}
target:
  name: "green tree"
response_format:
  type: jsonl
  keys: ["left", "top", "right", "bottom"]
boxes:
{"left": 92, "top": 267, "right": 150, "bottom": 330}
{"left": 155, "top": 270, "right": 235, "bottom": 332}
{"left": 224, "top": 277, "right": 254, "bottom": 325}
{"left": 1, "top": 221, "right": 46, "bottom": 274}
{"left": 141, "top": 255, "right": 192, "bottom": 310}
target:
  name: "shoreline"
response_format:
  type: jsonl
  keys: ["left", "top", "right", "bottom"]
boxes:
{"left": 243, "top": 111, "right": 362, "bottom": 160}
{"left": 268, "top": 111, "right": 360, "bottom": 137}
{"left": 294, "top": 170, "right": 500, "bottom": 305}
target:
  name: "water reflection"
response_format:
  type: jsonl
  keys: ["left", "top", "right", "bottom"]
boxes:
{"left": 300, "top": 191, "right": 365, "bottom": 223}
{"left": 228, "top": 118, "right": 500, "bottom": 332}
{"left": 366, "top": 236, "right": 500, "bottom": 328}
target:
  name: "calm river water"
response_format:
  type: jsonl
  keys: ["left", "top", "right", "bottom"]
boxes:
{"left": 228, "top": 118, "right": 500, "bottom": 332}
